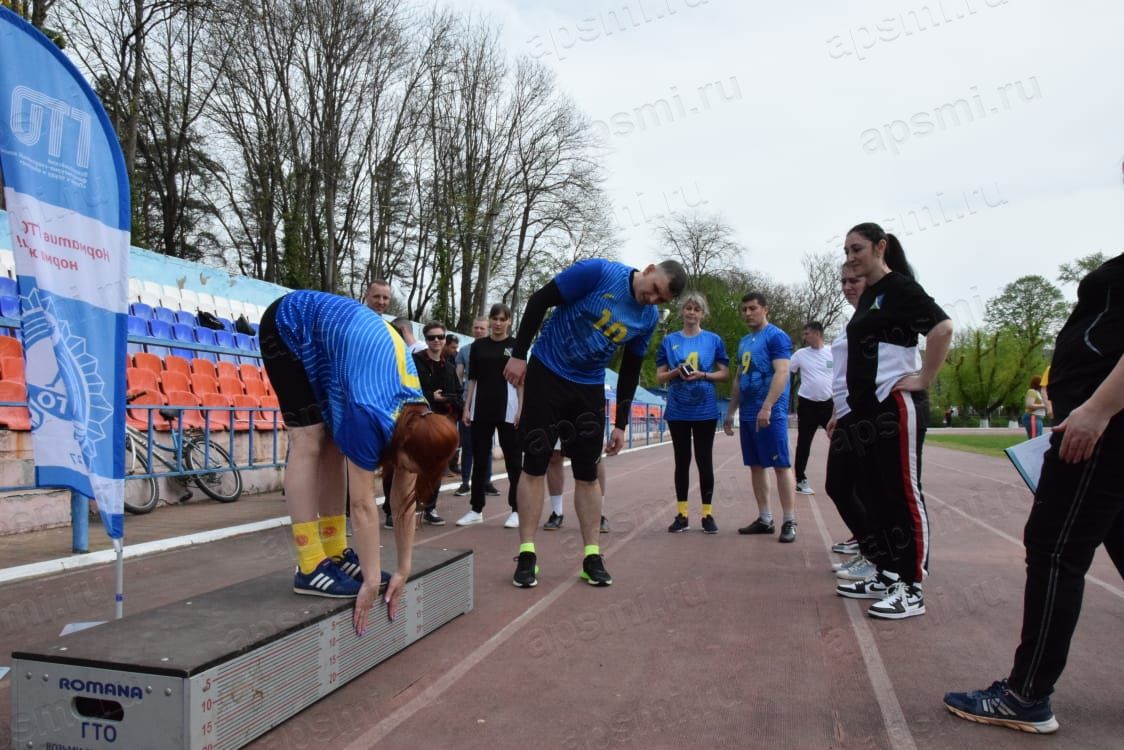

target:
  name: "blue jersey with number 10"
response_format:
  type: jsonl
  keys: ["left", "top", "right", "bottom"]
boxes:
{"left": 534, "top": 259, "right": 659, "bottom": 385}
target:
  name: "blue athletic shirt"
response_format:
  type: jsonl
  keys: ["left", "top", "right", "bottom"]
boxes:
{"left": 657, "top": 330, "right": 729, "bottom": 421}
{"left": 533, "top": 259, "right": 659, "bottom": 385}
{"left": 736, "top": 323, "right": 792, "bottom": 418}
{"left": 274, "top": 291, "right": 427, "bottom": 470}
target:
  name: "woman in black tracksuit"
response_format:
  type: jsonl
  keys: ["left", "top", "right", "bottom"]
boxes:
{"left": 833, "top": 223, "right": 953, "bottom": 620}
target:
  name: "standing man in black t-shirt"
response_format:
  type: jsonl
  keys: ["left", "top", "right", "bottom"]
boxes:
{"left": 412, "top": 321, "right": 462, "bottom": 526}
{"left": 456, "top": 303, "right": 523, "bottom": 527}
{"left": 945, "top": 253, "right": 1124, "bottom": 735}
{"left": 832, "top": 223, "right": 952, "bottom": 620}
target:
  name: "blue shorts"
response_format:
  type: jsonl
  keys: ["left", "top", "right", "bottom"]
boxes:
{"left": 739, "top": 414, "right": 791, "bottom": 468}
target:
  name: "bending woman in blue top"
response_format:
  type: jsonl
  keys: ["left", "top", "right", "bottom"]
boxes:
{"left": 655, "top": 291, "right": 729, "bottom": 534}
{"left": 260, "top": 291, "right": 458, "bottom": 635}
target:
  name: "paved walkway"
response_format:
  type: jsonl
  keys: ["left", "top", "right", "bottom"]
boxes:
{"left": 2, "top": 435, "right": 1120, "bottom": 748}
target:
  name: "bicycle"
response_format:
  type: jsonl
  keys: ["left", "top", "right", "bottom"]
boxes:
{"left": 125, "top": 392, "right": 244, "bottom": 513}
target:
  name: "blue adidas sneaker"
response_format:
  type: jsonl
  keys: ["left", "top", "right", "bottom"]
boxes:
{"left": 293, "top": 558, "right": 361, "bottom": 598}
{"left": 335, "top": 548, "right": 392, "bottom": 587}
{"left": 943, "top": 679, "right": 1058, "bottom": 734}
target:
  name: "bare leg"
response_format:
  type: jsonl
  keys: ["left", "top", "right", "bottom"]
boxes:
{"left": 574, "top": 479, "right": 602, "bottom": 547}
{"left": 318, "top": 437, "right": 347, "bottom": 517}
{"left": 775, "top": 466, "right": 796, "bottom": 516}
{"left": 517, "top": 472, "right": 547, "bottom": 544}
{"left": 283, "top": 424, "right": 326, "bottom": 523}
{"left": 750, "top": 466, "right": 771, "bottom": 517}
{"left": 597, "top": 460, "right": 607, "bottom": 497}
{"left": 546, "top": 451, "right": 565, "bottom": 496}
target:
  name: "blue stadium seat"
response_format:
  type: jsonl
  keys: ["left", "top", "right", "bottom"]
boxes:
{"left": 0, "top": 277, "right": 17, "bottom": 298}
{"left": 174, "top": 310, "right": 197, "bottom": 327}
{"left": 153, "top": 306, "right": 177, "bottom": 325}
{"left": 214, "top": 329, "right": 237, "bottom": 362}
{"left": 233, "top": 333, "right": 258, "bottom": 364}
{"left": 193, "top": 327, "right": 218, "bottom": 363}
{"left": 126, "top": 315, "right": 148, "bottom": 354}
{"left": 168, "top": 322, "right": 195, "bottom": 361}
{"left": 0, "top": 295, "right": 19, "bottom": 319}
{"left": 217, "top": 317, "right": 234, "bottom": 332}
{"left": 146, "top": 319, "right": 173, "bottom": 357}
{"left": 129, "top": 302, "right": 153, "bottom": 319}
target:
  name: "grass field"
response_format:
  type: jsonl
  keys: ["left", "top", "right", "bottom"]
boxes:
{"left": 926, "top": 432, "right": 1027, "bottom": 457}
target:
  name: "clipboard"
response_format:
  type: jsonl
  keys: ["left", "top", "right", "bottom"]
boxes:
{"left": 1004, "top": 433, "right": 1052, "bottom": 493}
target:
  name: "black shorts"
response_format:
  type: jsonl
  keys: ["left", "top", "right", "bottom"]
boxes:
{"left": 520, "top": 356, "right": 605, "bottom": 477}
{"left": 259, "top": 297, "right": 324, "bottom": 428}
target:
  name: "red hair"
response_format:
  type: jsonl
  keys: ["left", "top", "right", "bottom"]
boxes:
{"left": 381, "top": 404, "right": 458, "bottom": 519}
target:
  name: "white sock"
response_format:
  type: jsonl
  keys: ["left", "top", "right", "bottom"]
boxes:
{"left": 759, "top": 510, "right": 773, "bottom": 524}
{"left": 783, "top": 512, "right": 796, "bottom": 524}
{"left": 550, "top": 494, "right": 563, "bottom": 516}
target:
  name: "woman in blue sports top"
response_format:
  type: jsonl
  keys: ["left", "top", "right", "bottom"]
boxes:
{"left": 656, "top": 291, "right": 729, "bottom": 534}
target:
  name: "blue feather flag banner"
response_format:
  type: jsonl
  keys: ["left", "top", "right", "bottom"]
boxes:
{"left": 0, "top": 7, "right": 130, "bottom": 538}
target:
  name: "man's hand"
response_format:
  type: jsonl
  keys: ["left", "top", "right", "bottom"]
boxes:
{"left": 504, "top": 357, "right": 527, "bottom": 387}
{"left": 1053, "top": 402, "right": 1112, "bottom": 463}
{"left": 723, "top": 414, "right": 735, "bottom": 436}
{"left": 826, "top": 415, "right": 837, "bottom": 438}
{"left": 756, "top": 406, "right": 772, "bottom": 431}
{"left": 605, "top": 427, "right": 625, "bottom": 455}
{"left": 433, "top": 388, "right": 445, "bottom": 402}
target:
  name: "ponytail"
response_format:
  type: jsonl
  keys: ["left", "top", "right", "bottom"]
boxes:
{"left": 381, "top": 403, "right": 458, "bottom": 520}
{"left": 848, "top": 223, "right": 916, "bottom": 281}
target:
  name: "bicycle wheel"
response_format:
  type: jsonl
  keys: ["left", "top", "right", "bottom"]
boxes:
{"left": 124, "top": 433, "right": 159, "bottom": 514}
{"left": 185, "top": 438, "right": 243, "bottom": 503}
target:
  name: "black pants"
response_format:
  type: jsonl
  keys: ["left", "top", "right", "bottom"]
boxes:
{"left": 825, "top": 412, "right": 871, "bottom": 545}
{"left": 667, "top": 419, "right": 717, "bottom": 504}
{"left": 846, "top": 391, "right": 929, "bottom": 584}
{"left": 794, "top": 397, "right": 833, "bottom": 482}
{"left": 471, "top": 418, "right": 521, "bottom": 512}
{"left": 1008, "top": 418, "right": 1124, "bottom": 699}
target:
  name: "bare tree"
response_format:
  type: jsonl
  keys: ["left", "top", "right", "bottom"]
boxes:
{"left": 790, "top": 252, "right": 848, "bottom": 334}
{"left": 654, "top": 211, "right": 745, "bottom": 283}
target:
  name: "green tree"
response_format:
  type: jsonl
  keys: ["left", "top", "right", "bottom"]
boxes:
{"left": 984, "top": 275, "right": 1070, "bottom": 348}
{"left": 947, "top": 328, "right": 1047, "bottom": 426}
{"left": 1058, "top": 252, "right": 1109, "bottom": 286}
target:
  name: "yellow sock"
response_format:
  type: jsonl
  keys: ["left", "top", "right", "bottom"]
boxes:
{"left": 677, "top": 501, "right": 688, "bottom": 517}
{"left": 702, "top": 504, "right": 712, "bottom": 518}
{"left": 292, "top": 520, "right": 325, "bottom": 574}
{"left": 319, "top": 515, "right": 347, "bottom": 559}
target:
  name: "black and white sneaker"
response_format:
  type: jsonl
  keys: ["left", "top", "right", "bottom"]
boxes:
{"left": 701, "top": 515, "right": 718, "bottom": 534}
{"left": 835, "top": 570, "right": 898, "bottom": 599}
{"left": 668, "top": 514, "right": 689, "bottom": 533}
{"left": 868, "top": 581, "right": 925, "bottom": 619}
{"left": 831, "top": 537, "right": 860, "bottom": 555}
{"left": 453, "top": 483, "right": 470, "bottom": 497}
{"left": 543, "top": 512, "right": 564, "bottom": 530}
{"left": 423, "top": 510, "right": 446, "bottom": 526}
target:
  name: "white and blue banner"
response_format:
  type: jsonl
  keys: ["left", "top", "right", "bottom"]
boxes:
{"left": 0, "top": 8, "right": 129, "bottom": 539}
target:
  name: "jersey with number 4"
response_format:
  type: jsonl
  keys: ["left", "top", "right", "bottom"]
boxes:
{"left": 657, "top": 330, "right": 728, "bottom": 421}
{"left": 534, "top": 259, "right": 659, "bottom": 385}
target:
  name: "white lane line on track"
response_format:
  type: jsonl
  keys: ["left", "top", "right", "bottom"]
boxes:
{"left": 926, "top": 491, "right": 1124, "bottom": 601}
{"left": 926, "top": 459, "right": 1027, "bottom": 491}
{"left": 340, "top": 448, "right": 733, "bottom": 750}
{"left": 806, "top": 496, "right": 918, "bottom": 750}
{"left": 0, "top": 440, "right": 680, "bottom": 586}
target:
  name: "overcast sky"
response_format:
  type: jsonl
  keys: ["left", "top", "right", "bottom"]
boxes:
{"left": 470, "top": 0, "right": 1122, "bottom": 327}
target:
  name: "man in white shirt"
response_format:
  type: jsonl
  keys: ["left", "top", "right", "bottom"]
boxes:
{"left": 789, "top": 321, "right": 833, "bottom": 494}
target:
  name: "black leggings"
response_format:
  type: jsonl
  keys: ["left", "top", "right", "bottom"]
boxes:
{"left": 668, "top": 419, "right": 717, "bottom": 504}
{"left": 794, "top": 397, "right": 834, "bottom": 482}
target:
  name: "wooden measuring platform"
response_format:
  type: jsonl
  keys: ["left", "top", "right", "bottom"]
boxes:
{"left": 10, "top": 545, "right": 473, "bottom": 749}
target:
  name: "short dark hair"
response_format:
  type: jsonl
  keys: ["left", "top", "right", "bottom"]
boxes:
{"left": 741, "top": 291, "right": 768, "bottom": 307}
{"left": 804, "top": 321, "right": 824, "bottom": 334}
{"left": 368, "top": 278, "right": 390, "bottom": 289}
{"left": 391, "top": 317, "right": 412, "bottom": 337}
{"left": 422, "top": 321, "right": 446, "bottom": 336}
{"left": 657, "top": 260, "right": 689, "bottom": 298}
{"left": 489, "top": 302, "right": 512, "bottom": 320}
{"left": 445, "top": 333, "right": 458, "bottom": 343}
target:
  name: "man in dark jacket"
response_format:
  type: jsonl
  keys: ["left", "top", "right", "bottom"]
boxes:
{"left": 412, "top": 321, "right": 462, "bottom": 525}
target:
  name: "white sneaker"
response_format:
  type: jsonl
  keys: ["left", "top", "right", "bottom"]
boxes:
{"left": 795, "top": 480, "right": 814, "bottom": 495}
{"left": 456, "top": 510, "right": 484, "bottom": 526}
{"left": 868, "top": 581, "right": 926, "bottom": 620}
{"left": 832, "top": 553, "right": 863, "bottom": 572}
{"left": 503, "top": 512, "right": 520, "bottom": 529}
{"left": 836, "top": 557, "right": 877, "bottom": 581}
